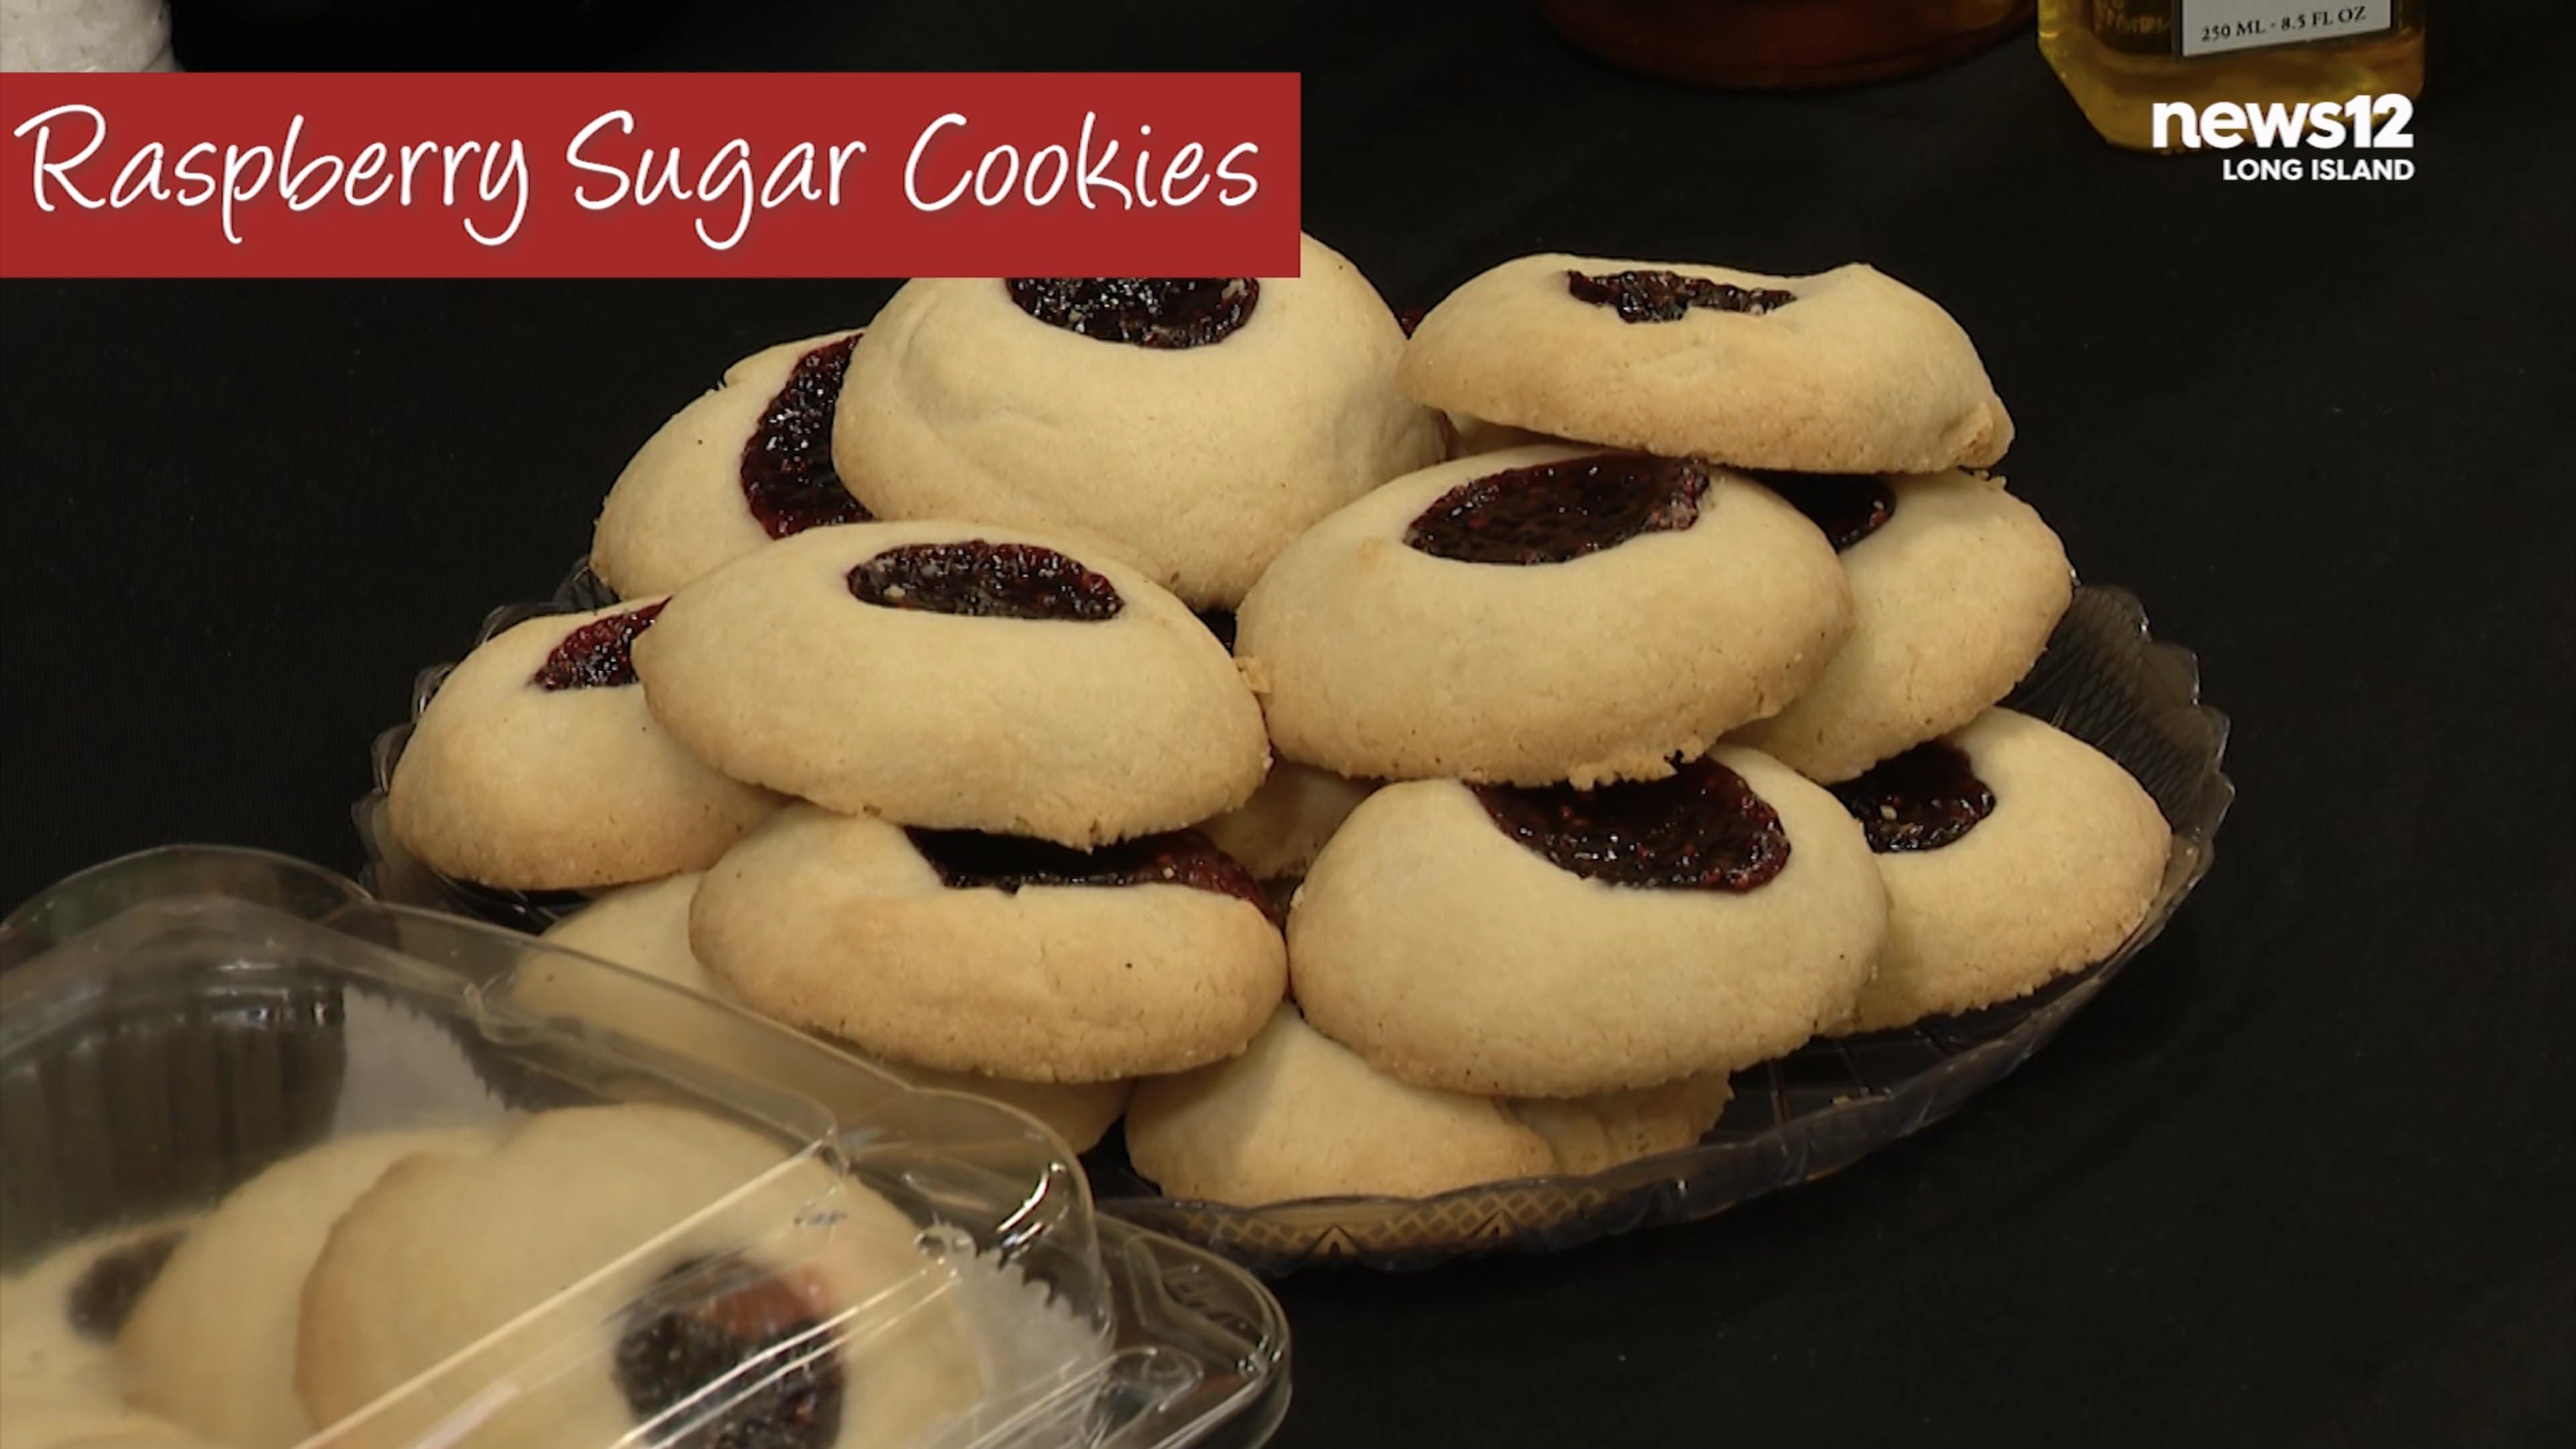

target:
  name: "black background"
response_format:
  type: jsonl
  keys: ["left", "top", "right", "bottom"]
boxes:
{"left": 4, "top": 3, "right": 2573, "bottom": 1445}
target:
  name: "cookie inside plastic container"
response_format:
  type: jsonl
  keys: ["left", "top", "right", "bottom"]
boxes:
{"left": 0, "top": 848, "right": 1289, "bottom": 1449}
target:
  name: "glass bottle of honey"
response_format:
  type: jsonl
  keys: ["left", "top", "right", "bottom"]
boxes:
{"left": 2039, "top": 0, "right": 2425, "bottom": 150}
{"left": 1542, "top": 1, "right": 2037, "bottom": 89}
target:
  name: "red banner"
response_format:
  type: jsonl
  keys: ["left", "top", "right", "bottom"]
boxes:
{"left": 0, "top": 72, "right": 1302, "bottom": 278}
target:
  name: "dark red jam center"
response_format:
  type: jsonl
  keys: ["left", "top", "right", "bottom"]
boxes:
{"left": 1405, "top": 453, "right": 1707, "bottom": 566}
{"left": 1566, "top": 268, "right": 1797, "bottom": 324}
{"left": 1392, "top": 305, "right": 1428, "bottom": 337}
{"left": 532, "top": 601, "right": 667, "bottom": 690}
{"left": 1473, "top": 758, "right": 1790, "bottom": 892}
{"left": 67, "top": 1230, "right": 184, "bottom": 1340}
{"left": 1753, "top": 472, "right": 1896, "bottom": 551}
{"left": 848, "top": 542, "right": 1122, "bottom": 622}
{"left": 907, "top": 827, "right": 1271, "bottom": 915}
{"left": 1006, "top": 277, "right": 1258, "bottom": 349}
{"left": 1829, "top": 741, "right": 1996, "bottom": 853}
{"left": 741, "top": 335, "right": 868, "bottom": 540}
{"left": 614, "top": 1258, "right": 842, "bottom": 1449}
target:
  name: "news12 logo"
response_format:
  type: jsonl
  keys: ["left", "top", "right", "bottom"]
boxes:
{"left": 2153, "top": 95, "right": 2416, "bottom": 181}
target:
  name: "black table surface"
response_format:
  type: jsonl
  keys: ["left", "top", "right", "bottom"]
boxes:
{"left": 4, "top": 3, "right": 2572, "bottom": 1446}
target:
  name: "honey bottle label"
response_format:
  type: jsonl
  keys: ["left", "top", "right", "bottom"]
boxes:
{"left": 2180, "top": 0, "right": 2398, "bottom": 56}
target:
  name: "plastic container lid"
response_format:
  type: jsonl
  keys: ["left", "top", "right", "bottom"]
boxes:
{"left": 0, "top": 846, "right": 1288, "bottom": 1449}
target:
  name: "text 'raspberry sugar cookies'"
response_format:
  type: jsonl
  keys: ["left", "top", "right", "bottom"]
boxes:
{"left": 1731, "top": 469, "right": 2074, "bottom": 782}
{"left": 1234, "top": 443, "right": 1852, "bottom": 788}
{"left": 384, "top": 599, "right": 782, "bottom": 890}
{"left": 1829, "top": 708, "right": 2171, "bottom": 1033}
{"left": 633, "top": 520, "right": 1270, "bottom": 847}
{"left": 1288, "top": 748, "right": 1886, "bottom": 1099}
{"left": 691, "top": 805, "right": 1285, "bottom": 1084}
{"left": 592, "top": 329, "right": 868, "bottom": 600}
{"left": 832, "top": 234, "right": 1447, "bottom": 608}
{"left": 1399, "top": 254, "right": 2014, "bottom": 474}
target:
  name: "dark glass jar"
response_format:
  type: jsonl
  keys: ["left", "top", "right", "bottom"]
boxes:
{"left": 1542, "top": 0, "right": 2038, "bottom": 89}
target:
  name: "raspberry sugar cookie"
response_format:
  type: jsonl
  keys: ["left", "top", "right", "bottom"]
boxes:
{"left": 297, "top": 1105, "right": 983, "bottom": 1449}
{"left": 1235, "top": 445, "right": 1851, "bottom": 788}
{"left": 692, "top": 804, "right": 1285, "bottom": 1084}
{"left": 1830, "top": 708, "right": 2171, "bottom": 1032}
{"left": 1126, "top": 1005, "right": 1739, "bottom": 1205}
{"left": 1731, "top": 469, "right": 2072, "bottom": 782}
{"left": 1290, "top": 747, "right": 1886, "bottom": 1097}
{"left": 121, "top": 1126, "right": 504, "bottom": 1449}
{"left": 1506, "top": 1073, "right": 1735, "bottom": 1177}
{"left": 537, "top": 873, "right": 1133, "bottom": 1150}
{"left": 833, "top": 235, "right": 1445, "bottom": 607}
{"left": 1126, "top": 1004, "right": 1556, "bottom": 1205}
{"left": 1194, "top": 762, "right": 1377, "bottom": 883}
{"left": 635, "top": 521, "right": 1269, "bottom": 847}
{"left": 592, "top": 330, "right": 868, "bottom": 600}
{"left": 2, "top": 1222, "right": 199, "bottom": 1439}
{"left": 386, "top": 600, "right": 781, "bottom": 890}
{"left": 1400, "top": 254, "right": 2013, "bottom": 474}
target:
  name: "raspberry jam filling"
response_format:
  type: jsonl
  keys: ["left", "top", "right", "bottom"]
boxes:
{"left": 1830, "top": 741, "right": 1995, "bottom": 853}
{"left": 67, "top": 1230, "right": 184, "bottom": 1340}
{"left": 615, "top": 1258, "right": 842, "bottom": 1449}
{"left": 741, "top": 335, "right": 869, "bottom": 539}
{"left": 1566, "top": 268, "right": 1797, "bottom": 323}
{"left": 531, "top": 602, "right": 666, "bottom": 690}
{"left": 1006, "top": 277, "right": 1259, "bottom": 348}
{"left": 1474, "top": 758, "right": 1791, "bottom": 892}
{"left": 1405, "top": 453, "right": 1708, "bottom": 566}
{"left": 1754, "top": 472, "right": 1897, "bottom": 551}
{"left": 848, "top": 542, "right": 1122, "bottom": 622}
{"left": 908, "top": 827, "right": 1270, "bottom": 913}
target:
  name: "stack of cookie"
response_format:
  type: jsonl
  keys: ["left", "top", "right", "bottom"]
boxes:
{"left": 1122, "top": 254, "right": 2171, "bottom": 1206}
{"left": 389, "top": 234, "right": 1443, "bottom": 1149}
{"left": 393, "top": 519, "right": 1295, "bottom": 1148}
{"left": 383, "top": 240, "right": 2174, "bottom": 1212}
{"left": 1401, "top": 256, "right": 2167, "bottom": 1024}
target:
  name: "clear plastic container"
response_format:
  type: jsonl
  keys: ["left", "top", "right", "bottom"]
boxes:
{"left": 0, "top": 847, "right": 1289, "bottom": 1449}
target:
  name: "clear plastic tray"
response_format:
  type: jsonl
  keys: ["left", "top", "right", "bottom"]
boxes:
{"left": 358, "top": 565, "right": 2231, "bottom": 1275}
{"left": 0, "top": 847, "right": 1289, "bottom": 1447}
